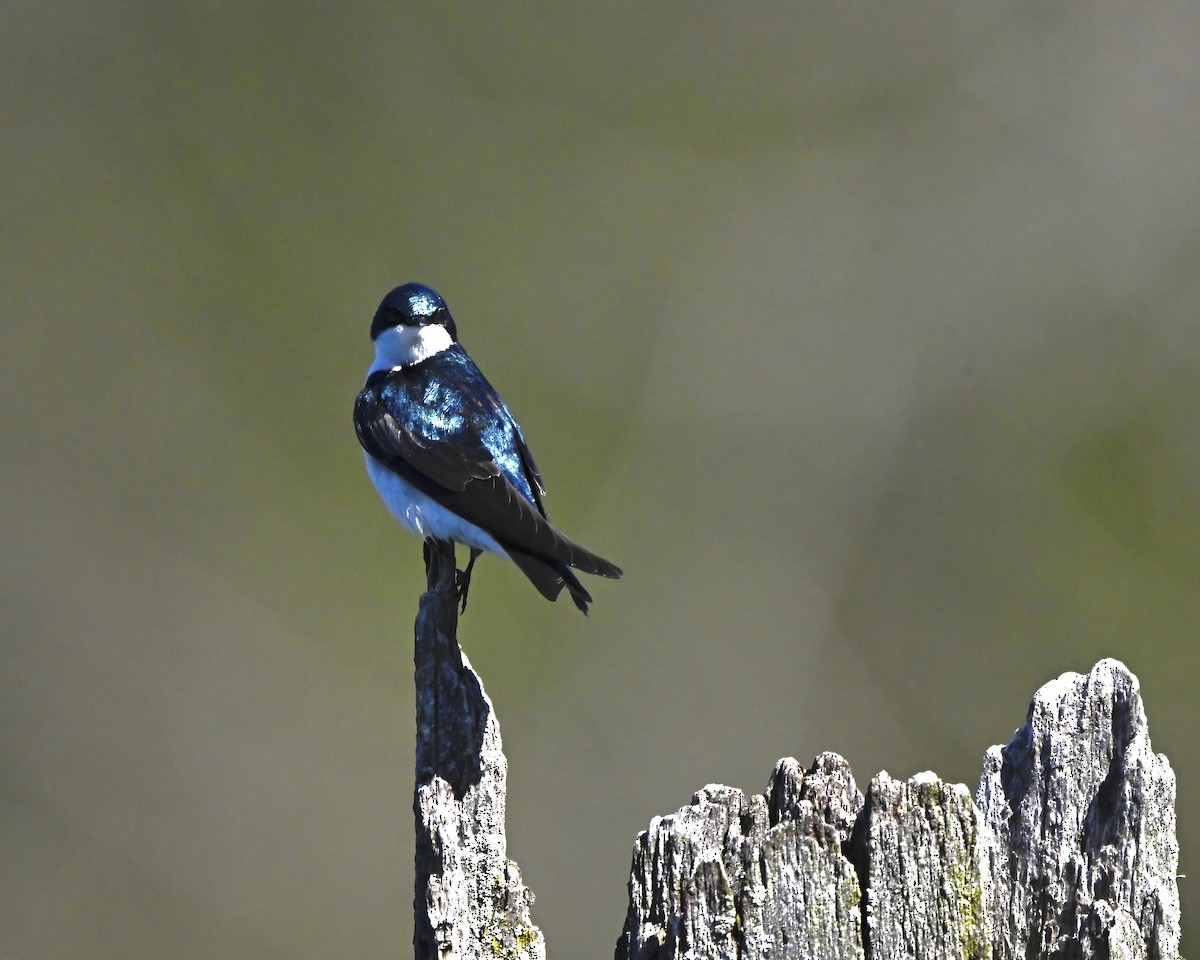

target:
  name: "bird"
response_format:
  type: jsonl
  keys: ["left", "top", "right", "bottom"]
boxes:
{"left": 354, "top": 283, "right": 622, "bottom": 614}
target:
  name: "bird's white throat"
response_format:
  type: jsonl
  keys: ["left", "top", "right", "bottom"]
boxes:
{"left": 370, "top": 324, "right": 454, "bottom": 372}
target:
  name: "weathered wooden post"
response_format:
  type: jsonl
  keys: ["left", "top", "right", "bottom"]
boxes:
{"left": 412, "top": 540, "right": 544, "bottom": 960}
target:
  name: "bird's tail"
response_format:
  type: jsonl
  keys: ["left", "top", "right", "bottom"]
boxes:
{"left": 507, "top": 550, "right": 603, "bottom": 615}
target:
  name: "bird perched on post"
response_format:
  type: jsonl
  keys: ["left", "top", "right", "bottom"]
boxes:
{"left": 354, "top": 283, "right": 622, "bottom": 614}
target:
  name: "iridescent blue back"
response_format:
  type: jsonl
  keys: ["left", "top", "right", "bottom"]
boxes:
{"left": 378, "top": 346, "right": 539, "bottom": 506}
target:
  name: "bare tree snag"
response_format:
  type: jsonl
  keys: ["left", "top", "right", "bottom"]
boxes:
{"left": 413, "top": 539, "right": 544, "bottom": 960}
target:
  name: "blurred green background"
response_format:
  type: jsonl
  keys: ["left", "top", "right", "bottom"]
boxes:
{"left": 4, "top": 3, "right": 1197, "bottom": 957}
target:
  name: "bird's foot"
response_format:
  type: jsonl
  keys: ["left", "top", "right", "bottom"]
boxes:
{"left": 455, "top": 548, "right": 483, "bottom": 613}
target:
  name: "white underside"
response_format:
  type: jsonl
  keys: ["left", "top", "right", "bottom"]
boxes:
{"left": 365, "top": 452, "right": 508, "bottom": 557}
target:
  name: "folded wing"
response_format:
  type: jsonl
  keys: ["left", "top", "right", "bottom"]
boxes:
{"left": 354, "top": 365, "right": 621, "bottom": 580}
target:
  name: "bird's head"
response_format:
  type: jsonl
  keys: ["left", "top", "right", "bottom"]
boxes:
{"left": 369, "top": 283, "right": 459, "bottom": 368}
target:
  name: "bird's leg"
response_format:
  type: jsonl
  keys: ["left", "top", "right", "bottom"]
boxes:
{"left": 456, "top": 548, "right": 483, "bottom": 613}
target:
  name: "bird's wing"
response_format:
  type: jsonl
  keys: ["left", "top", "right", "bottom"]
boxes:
{"left": 354, "top": 368, "right": 619, "bottom": 577}
{"left": 510, "top": 419, "right": 548, "bottom": 514}
{"left": 355, "top": 382, "right": 496, "bottom": 490}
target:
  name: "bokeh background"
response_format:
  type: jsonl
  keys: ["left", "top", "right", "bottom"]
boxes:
{"left": 4, "top": 3, "right": 1197, "bottom": 957}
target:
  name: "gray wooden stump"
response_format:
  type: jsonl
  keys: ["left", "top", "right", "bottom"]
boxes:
{"left": 410, "top": 554, "right": 1179, "bottom": 959}
{"left": 413, "top": 540, "right": 544, "bottom": 960}
{"left": 615, "top": 660, "right": 1178, "bottom": 960}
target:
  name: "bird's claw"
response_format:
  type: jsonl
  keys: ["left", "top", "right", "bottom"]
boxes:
{"left": 455, "top": 548, "right": 483, "bottom": 613}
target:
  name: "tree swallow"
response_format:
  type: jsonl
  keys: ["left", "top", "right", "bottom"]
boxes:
{"left": 354, "top": 283, "right": 622, "bottom": 614}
